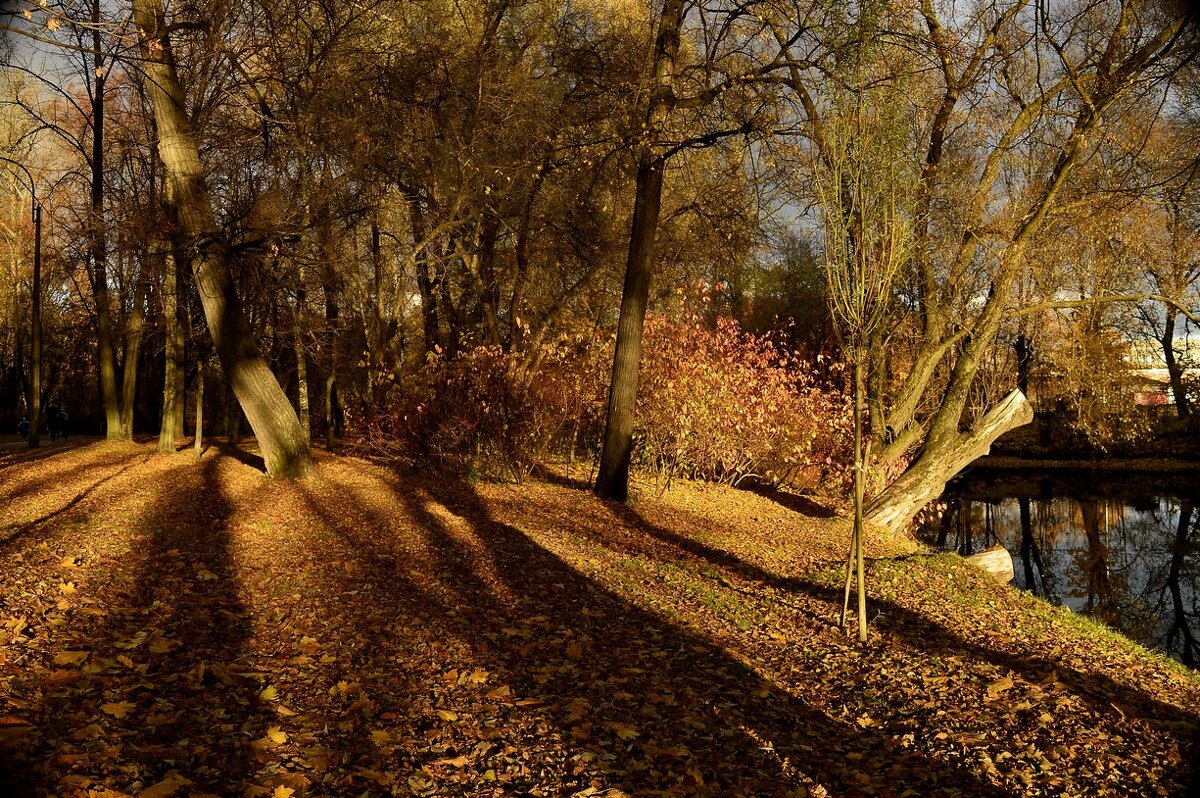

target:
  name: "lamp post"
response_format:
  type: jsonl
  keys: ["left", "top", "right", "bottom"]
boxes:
{"left": 1, "top": 155, "right": 43, "bottom": 449}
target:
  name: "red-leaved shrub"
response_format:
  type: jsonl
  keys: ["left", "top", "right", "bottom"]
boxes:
{"left": 361, "top": 342, "right": 606, "bottom": 481}
{"left": 635, "top": 313, "right": 850, "bottom": 493}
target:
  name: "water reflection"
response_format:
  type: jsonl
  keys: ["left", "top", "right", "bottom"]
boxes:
{"left": 928, "top": 470, "right": 1200, "bottom": 667}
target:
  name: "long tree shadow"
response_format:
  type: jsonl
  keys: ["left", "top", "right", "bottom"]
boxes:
{"left": 0, "top": 455, "right": 263, "bottom": 796}
{"left": 744, "top": 484, "right": 840, "bottom": 518}
{"left": 0, "top": 440, "right": 89, "bottom": 474}
{"left": 607, "top": 503, "right": 1200, "bottom": 785}
{"left": 0, "top": 449, "right": 147, "bottom": 513}
{"left": 0, "top": 458, "right": 151, "bottom": 545}
{"left": 296, "top": 471, "right": 1012, "bottom": 797}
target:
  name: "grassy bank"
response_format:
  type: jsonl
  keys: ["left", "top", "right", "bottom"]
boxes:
{"left": 0, "top": 441, "right": 1196, "bottom": 797}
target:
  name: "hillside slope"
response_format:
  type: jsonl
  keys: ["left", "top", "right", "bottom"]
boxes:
{"left": 0, "top": 441, "right": 1196, "bottom": 797}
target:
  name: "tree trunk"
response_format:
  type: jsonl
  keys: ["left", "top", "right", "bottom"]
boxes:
{"left": 117, "top": 270, "right": 148, "bottom": 439}
{"left": 1080, "top": 500, "right": 1118, "bottom": 626}
{"left": 1167, "top": 499, "right": 1197, "bottom": 666}
{"left": 408, "top": 195, "right": 442, "bottom": 354}
{"left": 593, "top": 158, "right": 666, "bottom": 501}
{"left": 28, "top": 204, "right": 41, "bottom": 449}
{"left": 1018, "top": 497, "right": 1037, "bottom": 593}
{"left": 133, "top": 0, "right": 314, "bottom": 477}
{"left": 225, "top": 381, "right": 241, "bottom": 444}
{"left": 1162, "top": 306, "right": 1191, "bottom": 418}
{"left": 325, "top": 373, "right": 338, "bottom": 450}
{"left": 193, "top": 363, "right": 204, "bottom": 461}
{"left": 91, "top": 3, "right": 120, "bottom": 439}
{"left": 294, "top": 290, "right": 310, "bottom": 443}
{"left": 865, "top": 389, "right": 1033, "bottom": 535}
{"left": 593, "top": 0, "right": 684, "bottom": 501}
{"left": 159, "top": 243, "right": 181, "bottom": 452}
{"left": 1014, "top": 333, "right": 1033, "bottom": 397}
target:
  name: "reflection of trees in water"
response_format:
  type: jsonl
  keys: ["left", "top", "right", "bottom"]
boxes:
{"left": 1073, "top": 500, "right": 1122, "bottom": 627}
{"left": 929, "top": 482, "right": 1200, "bottom": 667}
{"left": 1163, "top": 499, "right": 1198, "bottom": 666}
{"left": 1029, "top": 498, "right": 1071, "bottom": 604}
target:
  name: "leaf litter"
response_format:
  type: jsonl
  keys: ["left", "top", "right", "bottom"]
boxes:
{"left": 0, "top": 441, "right": 1195, "bottom": 797}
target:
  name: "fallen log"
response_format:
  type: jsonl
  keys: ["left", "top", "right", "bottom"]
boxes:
{"left": 964, "top": 544, "right": 1014, "bottom": 583}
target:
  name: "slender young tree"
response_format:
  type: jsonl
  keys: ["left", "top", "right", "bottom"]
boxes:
{"left": 815, "top": 74, "right": 914, "bottom": 641}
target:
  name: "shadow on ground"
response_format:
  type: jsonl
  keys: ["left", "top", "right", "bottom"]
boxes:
{"left": 296, "top": 470, "right": 1012, "bottom": 796}
{"left": 0, "top": 455, "right": 264, "bottom": 796}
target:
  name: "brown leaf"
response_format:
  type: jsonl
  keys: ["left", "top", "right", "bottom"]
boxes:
{"left": 53, "top": 650, "right": 89, "bottom": 666}
{"left": 433, "top": 755, "right": 470, "bottom": 768}
{"left": 101, "top": 701, "right": 136, "bottom": 719}
{"left": 986, "top": 675, "right": 1015, "bottom": 700}
{"left": 138, "top": 772, "right": 191, "bottom": 798}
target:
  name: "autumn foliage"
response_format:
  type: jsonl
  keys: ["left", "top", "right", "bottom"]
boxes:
{"left": 359, "top": 296, "right": 850, "bottom": 490}
{"left": 635, "top": 312, "right": 849, "bottom": 492}
{"left": 361, "top": 342, "right": 607, "bottom": 481}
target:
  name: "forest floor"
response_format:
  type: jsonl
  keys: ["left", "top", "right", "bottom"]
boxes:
{"left": 0, "top": 441, "right": 1197, "bottom": 798}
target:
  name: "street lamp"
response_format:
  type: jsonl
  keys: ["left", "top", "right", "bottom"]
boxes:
{"left": 1, "top": 155, "right": 43, "bottom": 449}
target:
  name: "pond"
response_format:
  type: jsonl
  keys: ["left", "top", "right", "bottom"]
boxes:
{"left": 924, "top": 468, "right": 1200, "bottom": 667}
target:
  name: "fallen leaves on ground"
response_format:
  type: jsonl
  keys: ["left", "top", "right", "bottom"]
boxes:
{"left": 0, "top": 440, "right": 1196, "bottom": 797}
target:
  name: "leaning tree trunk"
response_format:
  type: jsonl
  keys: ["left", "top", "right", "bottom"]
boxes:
{"left": 133, "top": 0, "right": 313, "bottom": 478}
{"left": 865, "top": 389, "right": 1032, "bottom": 534}
{"left": 593, "top": 0, "right": 685, "bottom": 501}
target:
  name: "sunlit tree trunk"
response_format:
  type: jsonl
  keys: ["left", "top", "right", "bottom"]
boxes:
{"left": 594, "top": 0, "right": 684, "bottom": 502}
{"left": 159, "top": 244, "right": 182, "bottom": 452}
{"left": 117, "top": 271, "right": 148, "bottom": 439}
{"left": 132, "top": 0, "right": 314, "bottom": 477}
{"left": 865, "top": 389, "right": 1032, "bottom": 531}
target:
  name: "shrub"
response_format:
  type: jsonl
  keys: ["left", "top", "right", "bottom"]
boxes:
{"left": 360, "top": 341, "right": 606, "bottom": 482}
{"left": 635, "top": 313, "right": 850, "bottom": 493}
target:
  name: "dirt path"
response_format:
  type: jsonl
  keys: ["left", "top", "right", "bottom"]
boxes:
{"left": 0, "top": 442, "right": 1196, "bottom": 797}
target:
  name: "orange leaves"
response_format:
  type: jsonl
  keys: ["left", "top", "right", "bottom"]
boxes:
{"left": 137, "top": 772, "right": 191, "bottom": 798}
{"left": 53, "top": 650, "right": 89, "bottom": 666}
{"left": 637, "top": 311, "right": 849, "bottom": 492}
{"left": 100, "top": 701, "right": 135, "bottom": 719}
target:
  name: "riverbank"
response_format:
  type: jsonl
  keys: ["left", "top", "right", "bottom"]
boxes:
{"left": 0, "top": 441, "right": 1197, "bottom": 796}
{"left": 975, "top": 454, "right": 1200, "bottom": 471}
{"left": 986, "top": 413, "right": 1200, "bottom": 469}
